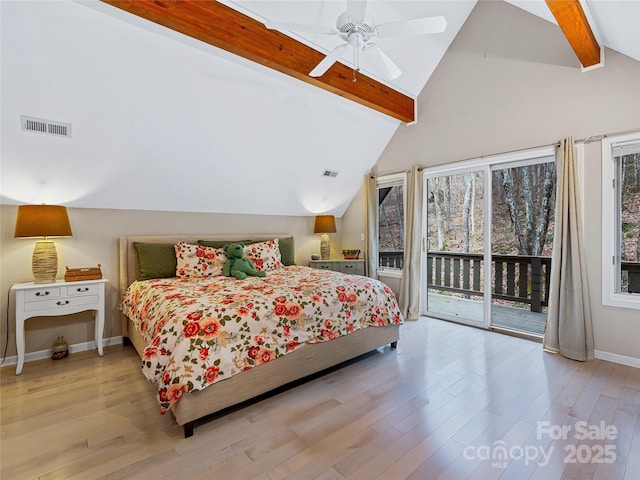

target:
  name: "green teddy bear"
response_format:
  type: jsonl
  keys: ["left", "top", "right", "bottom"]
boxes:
{"left": 222, "top": 243, "right": 266, "bottom": 280}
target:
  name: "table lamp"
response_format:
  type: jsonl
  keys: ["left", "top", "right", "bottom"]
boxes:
{"left": 314, "top": 214, "right": 336, "bottom": 260}
{"left": 14, "top": 204, "right": 73, "bottom": 284}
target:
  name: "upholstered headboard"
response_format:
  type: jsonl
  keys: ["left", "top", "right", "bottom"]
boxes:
{"left": 118, "top": 234, "right": 293, "bottom": 338}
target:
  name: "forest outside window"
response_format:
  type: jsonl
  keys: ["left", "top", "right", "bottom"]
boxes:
{"left": 377, "top": 173, "right": 406, "bottom": 273}
{"left": 422, "top": 146, "right": 556, "bottom": 332}
{"left": 602, "top": 132, "right": 640, "bottom": 309}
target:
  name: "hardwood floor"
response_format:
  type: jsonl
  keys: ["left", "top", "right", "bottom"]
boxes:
{"left": 1, "top": 318, "right": 638, "bottom": 480}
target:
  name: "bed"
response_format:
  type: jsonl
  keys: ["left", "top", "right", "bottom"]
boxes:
{"left": 119, "top": 234, "right": 402, "bottom": 437}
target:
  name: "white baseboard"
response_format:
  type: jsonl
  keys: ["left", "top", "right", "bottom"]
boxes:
{"left": 4, "top": 338, "right": 637, "bottom": 371}
{"left": 0, "top": 336, "right": 123, "bottom": 367}
{"left": 595, "top": 350, "right": 640, "bottom": 369}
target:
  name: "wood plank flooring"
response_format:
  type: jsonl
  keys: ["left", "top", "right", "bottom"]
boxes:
{"left": 1, "top": 318, "right": 638, "bottom": 479}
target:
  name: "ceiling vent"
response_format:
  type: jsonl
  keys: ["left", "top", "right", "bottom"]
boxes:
{"left": 322, "top": 169, "right": 339, "bottom": 178}
{"left": 21, "top": 115, "right": 71, "bottom": 138}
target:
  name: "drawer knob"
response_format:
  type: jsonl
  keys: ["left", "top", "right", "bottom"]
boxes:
{"left": 56, "top": 300, "right": 70, "bottom": 306}
{"left": 76, "top": 287, "right": 89, "bottom": 292}
{"left": 35, "top": 291, "right": 50, "bottom": 297}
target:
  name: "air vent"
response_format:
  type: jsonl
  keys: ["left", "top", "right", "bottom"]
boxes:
{"left": 322, "top": 169, "right": 339, "bottom": 178}
{"left": 21, "top": 115, "right": 71, "bottom": 138}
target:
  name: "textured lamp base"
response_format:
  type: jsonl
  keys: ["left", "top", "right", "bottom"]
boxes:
{"left": 33, "top": 240, "right": 58, "bottom": 284}
{"left": 320, "top": 234, "right": 330, "bottom": 260}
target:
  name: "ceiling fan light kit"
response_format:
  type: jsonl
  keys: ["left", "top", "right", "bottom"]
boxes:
{"left": 264, "top": 0, "right": 447, "bottom": 81}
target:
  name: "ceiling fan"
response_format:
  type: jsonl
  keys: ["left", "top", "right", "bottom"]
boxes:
{"left": 263, "top": 0, "right": 447, "bottom": 81}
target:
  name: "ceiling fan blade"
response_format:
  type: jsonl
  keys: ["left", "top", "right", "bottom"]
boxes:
{"left": 309, "top": 44, "right": 349, "bottom": 77}
{"left": 363, "top": 44, "right": 402, "bottom": 80}
{"left": 375, "top": 16, "right": 447, "bottom": 38}
{"left": 264, "top": 20, "right": 337, "bottom": 35}
{"left": 346, "top": 0, "right": 367, "bottom": 23}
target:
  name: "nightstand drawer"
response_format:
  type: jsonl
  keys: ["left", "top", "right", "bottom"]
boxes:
{"left": 66, "top": 284, "right": 99, "bottom": 296}
{"left": 340, "top": 262, "right": 364, "bottom": 275}
{"left": 24, "top": 287, "right": 61, "bottom": 301}
{"left": 309, "top": 259, "right": 365, "bottom": 276}
{"left": 24, "top": 295, "right": 99, "bottom": 312}
{"left": 312, "top": 262, "right": 334, "bottom": 270}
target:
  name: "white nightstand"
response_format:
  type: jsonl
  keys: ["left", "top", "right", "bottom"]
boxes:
{"left": 11, "top": 278, "right": 108, "bottom": 375}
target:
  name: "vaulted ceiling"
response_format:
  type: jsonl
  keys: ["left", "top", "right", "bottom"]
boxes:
{"left": 1, "top": 0, "right": 638, "bottom": 218}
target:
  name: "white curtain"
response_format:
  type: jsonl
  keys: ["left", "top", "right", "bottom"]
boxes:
{"left": 365, "top": 175, "right": 378, "bottom": 279}
{"left": 399, "top": 165, "right": 423, "bottom": 320}
{"left": 543, "top": 137, "right": 594, "bottom": 361}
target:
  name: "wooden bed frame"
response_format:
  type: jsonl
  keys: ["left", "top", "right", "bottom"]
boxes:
{"left": 119, "top": 234, "right": 400, "bottom": 437}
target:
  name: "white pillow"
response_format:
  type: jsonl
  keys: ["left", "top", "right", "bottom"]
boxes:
{"left": 175, "top": 242, "right": 226, "bottom": 278}
{"left": 244, "top": 239, "right": 284, "bottom": 272}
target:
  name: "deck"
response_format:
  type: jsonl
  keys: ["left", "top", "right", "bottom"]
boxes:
{"left": 426, "top": 292, "right": 547, "bottom": 335}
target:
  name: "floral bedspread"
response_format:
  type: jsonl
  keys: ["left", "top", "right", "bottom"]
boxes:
{"left": 120, "top": 266, "right": 403, "bottom": 413}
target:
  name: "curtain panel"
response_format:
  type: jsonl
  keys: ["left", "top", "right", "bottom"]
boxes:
{"left": 398, "top": 165, "right": 423, "bottom": 320}
{"left": 365, "top": 175, "right": 378, "bottom": 279}
{"left": 543, "top": 137, "right": 594, "bottom": 361}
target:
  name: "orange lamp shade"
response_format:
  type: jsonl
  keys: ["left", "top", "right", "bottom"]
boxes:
{"left": 14, "top": 205, "right": 72, "bottom": 239}
{"left": 313, "top": 215, "right": 337, "bottom": 234}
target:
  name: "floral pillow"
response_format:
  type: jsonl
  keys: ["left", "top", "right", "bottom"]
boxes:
{"left": 244, "top": 239, "right": 284, "bottom": 272}
{"left": 175, "top": 242, "right": 226, "bottom": 278}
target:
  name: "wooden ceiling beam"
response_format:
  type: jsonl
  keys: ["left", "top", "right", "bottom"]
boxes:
{"left": 545, "top": 0, "right": 601, "bottom": 69}
{"left": 100, "top": 0, "right": 415, "bottom": 123}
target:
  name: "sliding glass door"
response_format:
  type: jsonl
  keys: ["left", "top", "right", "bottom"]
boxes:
{"left": 422, "top": 149, "right": 556, "bottom": 336}
{"left": 490, "top": 159, "right": 555, "bottom": 335}
{"left": 424, "top": 168, "right": 490, "bottom": 328}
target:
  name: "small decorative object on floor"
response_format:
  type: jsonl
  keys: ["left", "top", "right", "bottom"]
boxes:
{"left": 52, "top": 336, "right": 69, "bottom": 360}
{"left": 65, "top": 264, "right": 102, "bottom": 282}
{"left": 342, "top": 249, "right": 360, "bottom": 259}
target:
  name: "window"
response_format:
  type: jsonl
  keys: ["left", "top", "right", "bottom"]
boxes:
{"left": 377, "top": 173, "right": 406, "bottom": 272}
{"left": 602, "top": 132, "right": 640, "bottom": 309}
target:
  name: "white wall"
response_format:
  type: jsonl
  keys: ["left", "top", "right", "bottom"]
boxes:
{"left": 0, "top": 205, "right": 340, "bottom": 359}
{"left": 342, "top": 0, "right": 640, "bottom": 361}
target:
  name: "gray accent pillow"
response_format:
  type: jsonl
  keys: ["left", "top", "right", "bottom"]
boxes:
{"left": 277, "top": 237, "right": 295, "bottom": 266}
{"left": 134, "top": 242, "right": 177, "bottom": 280}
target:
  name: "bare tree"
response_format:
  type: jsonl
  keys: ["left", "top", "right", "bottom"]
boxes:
{"left": 522, "top": 165, "right": 534, "bottom": 253}
{"left": 445, "top": 176, "right": 451, "bottom": 232}
{"left": 430, "top": 178, "right": 446, "bottom": 250}
{"left": 471, "top": 174, "right": 476, "bottom": 235}
{"left": 462, "top": 173, "right": 473, "bottom": 252}
{"left": 502, "top": 169, "right": 527, "bottom": 254}
{"left": 501, "top": 164, "right": 555, "bottom": 255}
{"left": 532, "top": 163, "right": 556, "bottom": 256}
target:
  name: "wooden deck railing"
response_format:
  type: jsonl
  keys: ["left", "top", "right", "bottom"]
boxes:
{"left": 622, "top": 261, "right": 640, "bottom": 293}
{"left": 379, "top": 250, "right": 404, "bottom": 269}
{"left": 382, "top": 251, "right": 639, "bottom": 307}
{"left": 427, "top": 251, "right": 552, "bottom": 313}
